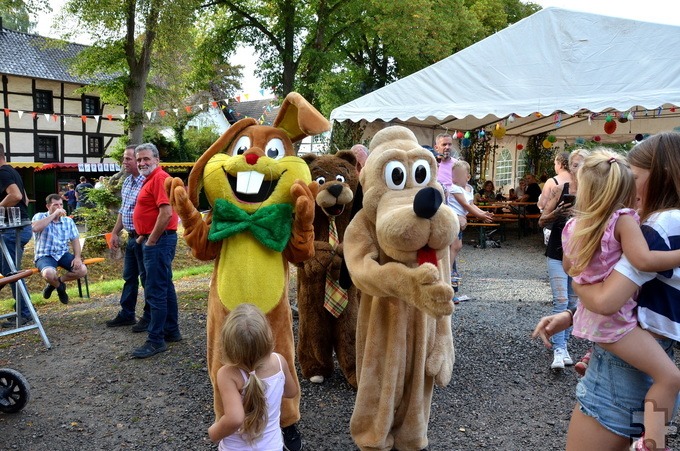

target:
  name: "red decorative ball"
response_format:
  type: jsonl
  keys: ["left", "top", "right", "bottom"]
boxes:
{"left": 604, "top": 121, "right": 617, "bottom": 134}
{"left": 516, "top": 144, "right": 524, "bottom": 150}
{"left": 593, "top": 135, "right": 601, "bottom": 142}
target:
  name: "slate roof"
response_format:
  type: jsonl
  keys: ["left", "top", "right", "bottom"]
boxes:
{"left": 0, "top": 26, "right": 91, "bottom": 84}
{"left": 224, "top": 98, "right": 279, "bottom": 125}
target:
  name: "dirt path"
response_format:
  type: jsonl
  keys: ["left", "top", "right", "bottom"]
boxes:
{"left": 1, "top": 232, "right": 678, "bottom": 450}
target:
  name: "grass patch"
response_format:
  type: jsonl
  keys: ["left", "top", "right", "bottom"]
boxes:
{"left": 0, "top": 264, "right": 214, "bottom": 313}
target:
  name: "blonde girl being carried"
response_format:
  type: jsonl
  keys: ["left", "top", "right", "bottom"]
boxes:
{"left": 562, "top": 150, "right": 680, "bottom": 451}
{"left": 208, "top": 303, "right": 298, "bottom": 451}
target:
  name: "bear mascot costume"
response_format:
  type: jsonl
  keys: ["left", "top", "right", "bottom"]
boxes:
{"left": 165, "top": 92, "right": 330, "bottom": 449}
{"left": 296, "top": 150, "right": 359, "bottom": 387}
{"left": 344, "top": 126, "right": 458, "bottom": 451}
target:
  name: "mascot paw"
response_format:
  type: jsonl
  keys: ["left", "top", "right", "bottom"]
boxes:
{"left": 164, "top": 177, "right": 196, "bottom": 219}
{"left": 291, "top": 180, "right": 318, "bottom": 227}
{"left": 310, "top": 375, "right": 324, "bottom": 384}
{"left": 412, "top": 264, "right": 454, "bottom": 317}
{"left": 426, "top": 345, "right": 454, "bottom": 386}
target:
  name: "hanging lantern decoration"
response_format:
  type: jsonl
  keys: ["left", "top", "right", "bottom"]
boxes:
{"left": 542, "top": 139, "right": 553, "bottom": 149}
{"left": 604, "top": 120, "right": 617, "bottom": 134}
{"left": 464, "top": 131, "right": 470, "bottom": 139}
{"left": 461, "top": 137, "right": 471, "bottom": 148}
{"left": 478, "top": 130, "right": 486, "bottom": 138}
{"left": 547, "top": 134, "right": 557, "bottom": 143}
{"left": 493, "top": 124, "right": 506, "bottom": 139}
{"left": 635, "top": 133, "right": 644, "bottom": 142}
{"left": 593, "top": 135, "right": 602, "bottom": 142}
{"left": 516, "top": 143, "right": 524, "bottom": 150}
{"left": 457, "top": 131, "right": 464, "bottom": 139}
{"left": 575, "top": 137, "right": 586, "bottom": 145}
{"left": 671, "top": 107, "right": 677, "bottom": 113}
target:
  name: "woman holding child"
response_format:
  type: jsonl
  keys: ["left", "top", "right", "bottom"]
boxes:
{"left": 533, "top": 133, "right": 680, "bottom": 451}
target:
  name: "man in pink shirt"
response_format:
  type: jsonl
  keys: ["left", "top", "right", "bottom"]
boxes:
{"left": 434, "top": 133, "right": 459, "bottom": 191}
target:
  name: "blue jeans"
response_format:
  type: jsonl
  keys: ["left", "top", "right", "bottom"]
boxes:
{"left": 1, "top": 225, "right": 33, "bottom": 318}
{"left": 142, "top": 233, "right": 179, "bottom": 345}
{"left": 119, "top": 236, "right": 148, "bottom": 321}
{"left": 546, "top": 256, "right": 577, "bottom": 350}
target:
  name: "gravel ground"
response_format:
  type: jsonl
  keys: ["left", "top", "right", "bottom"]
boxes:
{"left": 0, "top": 228, "right": 678, "bottom": 450}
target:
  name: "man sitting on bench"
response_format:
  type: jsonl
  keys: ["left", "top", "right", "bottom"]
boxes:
{"left": 31, "top": 194, "right": 87, "bottom": 305}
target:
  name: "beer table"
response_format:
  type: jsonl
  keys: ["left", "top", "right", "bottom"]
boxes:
{"left": 0, "top": 221, "right": 51, "bottom": 348}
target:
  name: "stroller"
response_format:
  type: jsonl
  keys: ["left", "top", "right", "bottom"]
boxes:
{"left": 0, "top": 368, "right": 29, "bottom": 413}
{"left": 0, "top": 269, "right": 35, "bottom": 414}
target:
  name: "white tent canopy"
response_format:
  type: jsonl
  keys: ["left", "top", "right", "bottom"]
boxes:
{"left": 330, "top": 7, "right": 680, "bottom": 145}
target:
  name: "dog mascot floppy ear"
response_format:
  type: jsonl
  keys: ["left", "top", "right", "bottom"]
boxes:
{"left": 344, "top": 126, "right": 458, "bottom": 451}
{"left": 165, "top": 92, "right": 330, "bottom": 447}
{"left": 296, "top": 150, "right": 359, "bottom": 387}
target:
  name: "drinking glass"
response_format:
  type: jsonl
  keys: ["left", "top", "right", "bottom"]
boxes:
{"left": 11, "top": 207, "right": 20, "bottom": 226}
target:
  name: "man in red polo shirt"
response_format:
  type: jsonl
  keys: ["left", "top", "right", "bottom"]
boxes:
{"left": 131, "top": 143, "right": 181, "bottom": 359}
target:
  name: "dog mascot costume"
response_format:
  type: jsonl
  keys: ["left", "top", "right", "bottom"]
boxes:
{"left": 344, "top": 126, "right": 458, "bottom": 451}
{"left": 165, "top": 93, "right": 330, "bottom": 443}
{"left": 296, "top": 150, "right": 359, "bottom": 387}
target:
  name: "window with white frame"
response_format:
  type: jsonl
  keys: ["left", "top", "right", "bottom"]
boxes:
{"left": 494, "top": 148, "right": 512, "bottom": 190}
{"left": 516, "top": 150, "right": 528, "bottom": 185}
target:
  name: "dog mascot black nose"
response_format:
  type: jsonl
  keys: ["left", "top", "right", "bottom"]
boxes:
{"left": 413, "top": 187, "right": 442, "bottom": 219}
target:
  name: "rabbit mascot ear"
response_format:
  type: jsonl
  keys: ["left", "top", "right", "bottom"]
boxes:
{"left": 166, "top": 93, "right": 330, "bottom": 440}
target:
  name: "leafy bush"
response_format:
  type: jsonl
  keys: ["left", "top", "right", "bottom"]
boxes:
{"left": 184, "top": 127, "right": 220, "bottom": 160}
{"left": 75, "top": 186, "right": 120, "bottom": 255}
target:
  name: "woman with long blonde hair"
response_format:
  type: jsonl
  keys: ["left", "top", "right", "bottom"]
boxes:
{"left": 208, "top": 304, "right": 298, "bottom": 450}
{"left": 561, "top": 146, "right": 680, "bottom": 451}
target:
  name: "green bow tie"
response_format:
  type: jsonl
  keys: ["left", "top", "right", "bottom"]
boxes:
{"left": 208, "top": 198, "right": 293, "bottom": 252}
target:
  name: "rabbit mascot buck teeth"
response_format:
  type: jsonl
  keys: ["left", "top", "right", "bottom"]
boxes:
{"left": 165, "top": 92, "right": 329, "bottom": 445}
{"left": 344, "top": 126, "right": 458, "bottom": 451}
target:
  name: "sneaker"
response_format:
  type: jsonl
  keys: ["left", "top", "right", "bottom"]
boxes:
{"left": 282, "top": 423, "right": 303, "bottom": 451}
{"left": 453, "top": 296, "right": 460, "bottom": 305}
{"left": 106, "top": 314, "right": 137, "bottom": 328}
{"left": 1, "top": 315, "right": 32, "bottom": 328}
{"left": 131, "top": 317, "right": 150, "bottom": 333}
{"left": 551, "top": 348, "right": 565, "bottom": 370}
{"left": 56, "top": 282, "right": 69, "bottom": 305}
{"left": 131, "top": 341, "right": 168, "bottom": 359}
{"left": 562, "top": 349, "right": 574, "bottom": 366}
{"left": 42, "top": 283, "right": 56, "bottom": 299}
{"left": 164, "top": 332, "right": 183, "bottom": 343}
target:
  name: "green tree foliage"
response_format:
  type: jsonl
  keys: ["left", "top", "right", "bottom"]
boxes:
{"left": 59, "top": 0, "right": 239, "bottom": 144}
{"left": 0, "top": 0, "right": 48, "bottom": 32}
{"left": 316, "top": 0, "right": 541, "bottom": 116}
{"left": 203, "top": 0, "right": 539, "bottom": 116}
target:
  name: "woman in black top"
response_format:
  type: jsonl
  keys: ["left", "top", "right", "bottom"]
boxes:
{"left": 537, "top": 149, "right": 589, "bottom": 370}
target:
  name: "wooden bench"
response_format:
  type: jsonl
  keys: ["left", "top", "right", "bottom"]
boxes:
{"left": 465, "top": 222, "right": 501, "bottom": 248}
{"left": 30, "top": 257, "right": 105, "bottom": 299}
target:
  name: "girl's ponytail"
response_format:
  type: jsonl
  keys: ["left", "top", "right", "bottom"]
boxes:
{"left": 241, "top": 371, "right": 268, "bottom": 444}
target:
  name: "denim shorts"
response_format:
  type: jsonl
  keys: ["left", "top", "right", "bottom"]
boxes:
{"left": 36, "top": 253, "right": 75, "bottom": 273}
{"left": 576, "top": 339, "right": 679, "bottom": 439}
